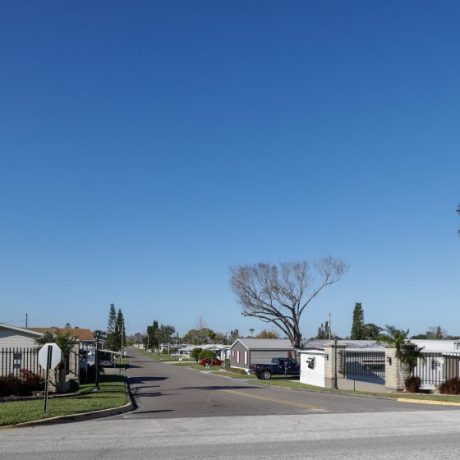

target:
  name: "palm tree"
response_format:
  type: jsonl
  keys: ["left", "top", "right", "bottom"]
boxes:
{"left": 379, "top": 325, "right": 425, "bottom": 390}
{"left": 379, "top": 325, "right": 409, "bottom": 359}
{"left": 399, "top": 343, "right": 425, "bottom": 376}
{"left": 36, "top": 331, "right": 77, "bottom": 392}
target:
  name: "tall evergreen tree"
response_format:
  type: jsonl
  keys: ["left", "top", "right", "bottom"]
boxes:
{"left": 145, "top": 320, "right": 159, "bottom": 350}
{"left": 106, "top": 304, "right": 117, "bottom": 350}
{"left": 350, "top": 303, "right": 366, "bottom": 340}
{"left": 115, "top": 308, "right": 126, "bottom": 351}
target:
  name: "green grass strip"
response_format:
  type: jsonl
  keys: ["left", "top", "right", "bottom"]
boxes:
{"left": 0, "top": 374, "right": 128, "bottom": 426}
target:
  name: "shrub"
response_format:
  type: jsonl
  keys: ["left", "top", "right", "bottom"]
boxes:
{"left": 439, "top": 378, "right": 460, "bottom": 395}
{"left": 198, "top": 350, "right": 215, "bottom": 361}
{"left": 404, "top": 376, "right": 421, "bottom": 393}
{"left": 0, "top": 375, "right": 21, "bottom": 396}
{"left": 191, "top": 348, "right": 203, "bottom": 362}
{"left": 19, "top": 369, "right": 43, "bottom": 394}
{"left": 0, "top": 369, "right": 43, "bottom": 396}
{"left": 66, "top": 379, "right": 80, "bottom": 393}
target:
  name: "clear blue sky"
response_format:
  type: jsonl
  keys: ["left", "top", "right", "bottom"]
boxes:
{"left": 1, "top": 1, "right": 459, "bottom": 338}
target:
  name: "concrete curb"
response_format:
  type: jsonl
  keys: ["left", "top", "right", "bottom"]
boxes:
{"left": 3, "top": 375, "right": 134, "bottom": 430}
{"left": 397, "top": 397, "right": 460, "bottom": 407}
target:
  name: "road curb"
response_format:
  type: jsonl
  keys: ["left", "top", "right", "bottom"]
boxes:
{"left": 3, "top": 375, "right": 134, "bottom": 429}
{"left": 397, "top": 398, "right": 460, "bottom": 407}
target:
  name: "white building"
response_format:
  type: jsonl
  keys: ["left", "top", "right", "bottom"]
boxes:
{"left": 0, "top": 323, "right": 43, "bottom": 348}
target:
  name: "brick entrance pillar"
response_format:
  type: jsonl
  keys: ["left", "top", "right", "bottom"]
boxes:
{"left": 324, "top": 342, "right": 346, "bottom": 389}
{"left": 385, "top": 347, "right": 406, "bottom": 391}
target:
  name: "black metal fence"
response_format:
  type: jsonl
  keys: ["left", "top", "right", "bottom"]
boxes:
{"left": 0, "top": 347, "right": 42, "bottom": 377}
{"left": 340, "top": 349, "right": 386, "bottom": 384}
{"left": 1, "top": 347, "right": 80, "bottom": 379}
{"left": 415, "top": 352, "right": 460, "bottom": 389}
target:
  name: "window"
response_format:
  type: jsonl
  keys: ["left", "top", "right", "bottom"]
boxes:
{"left": 244, "top": 351, "right": 248, "bottom": 365}
{"left": 237, "top": 350, "right": 240, "bottom": 363}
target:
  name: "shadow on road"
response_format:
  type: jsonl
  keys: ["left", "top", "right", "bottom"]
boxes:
{"left": 129, "top": 376, "right": 169, "bottom": 384}
{"left": 180, "top": 385, "right": 261, "bottom": 391}
{"left": 131, "top": 391, "right": 164, "bottom": 397}
{"left": 132, "top": 409, "right": 175, "bottom": 415}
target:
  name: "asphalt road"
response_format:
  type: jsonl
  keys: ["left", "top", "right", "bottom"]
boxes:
{"left": 3, "top": 410, "right": 460, "bottom": 459}
{"left": 123, "top": 349, "right": 457, "bottom": 418}
{"left": 2, "top": 350, "right": 460, "bottom": 459}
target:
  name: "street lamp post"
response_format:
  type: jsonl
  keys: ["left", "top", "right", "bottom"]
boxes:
{"left": 94, "top": 330, "right": 101, "bottom": 391}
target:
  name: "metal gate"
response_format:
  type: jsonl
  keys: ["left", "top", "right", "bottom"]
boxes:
{"left": 340, "top": 349, "right": 385, "bottom": 384}
{"left": 415, "top": 352, "right": 460, "bottom": 390}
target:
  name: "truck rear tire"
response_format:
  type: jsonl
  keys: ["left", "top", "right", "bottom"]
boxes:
{"left": 260, "top": 370, "right": 271, "bottom": 380}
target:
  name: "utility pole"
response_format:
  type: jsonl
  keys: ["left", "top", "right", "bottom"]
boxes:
{"left": 328, "top": 312, "right": 331, "bottom": 340}
{"left": 25, "top": 313, "right": 28, "bottom": 328}
{"left": 333, "top": 337, "right": 338, "bottom": 390}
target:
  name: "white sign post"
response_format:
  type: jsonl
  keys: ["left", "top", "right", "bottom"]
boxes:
{"left": 39, "top": 343, "right": 62, "bottom": 414}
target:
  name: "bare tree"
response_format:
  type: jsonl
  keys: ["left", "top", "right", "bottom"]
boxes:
{"left": 230, "top": 257, "right": 348, "bottom": 350}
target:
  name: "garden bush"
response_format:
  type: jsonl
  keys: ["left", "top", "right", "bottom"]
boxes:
{"left": 198, "top": 350, "right": 215, "bottom": 361}
{"left": 439, "top": 377, "right": 460, "bottom": 395}
{"left": 20, "top": 369, "right": 43, "bottom": 393}
{"left": 190, "top": 348, "right": 203, "bottom": 362}
{"left": 66, "top": 379, "right": 80, "bottom": 393}
{"left": 0, "top": 369, "right": 44, "bottom": 396}
{"left": 404, "top": 375, "right": 421, "bottom": 393}
{"left": 0, "top": 375, "right": 21, "bottom": 396}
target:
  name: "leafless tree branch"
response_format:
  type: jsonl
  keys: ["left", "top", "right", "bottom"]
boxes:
{"left": 230, "top": 257, "right": 348, "bottom": 349}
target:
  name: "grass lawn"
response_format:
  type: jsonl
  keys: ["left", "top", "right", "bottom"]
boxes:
{"left": 0, "top": 374, "right": 128, "bottom": 426}
{"left": 211, "top": 370, "right": 256, "bottom": 379}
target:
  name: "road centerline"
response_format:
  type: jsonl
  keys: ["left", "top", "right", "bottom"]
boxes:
{"left": 222, "top": 389, "right": 325, "bottom": 411}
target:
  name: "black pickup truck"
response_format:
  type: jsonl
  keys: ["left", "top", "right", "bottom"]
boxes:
{"left": 249, "top": 357, "right": 300, "bottom": 380}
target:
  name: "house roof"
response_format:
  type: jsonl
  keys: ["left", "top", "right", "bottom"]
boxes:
{"left": 233, "top": 338, "right": 293, "bottom": 350}
{"left": 28, "top": 327, "right": 95, "bottom": 341}
{"left": 0, "top": 323, "right": 43, "bottom": 337}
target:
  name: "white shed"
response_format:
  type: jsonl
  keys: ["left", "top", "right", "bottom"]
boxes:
{"left": 299, "top": 349, "right": 327, "bottom": 388}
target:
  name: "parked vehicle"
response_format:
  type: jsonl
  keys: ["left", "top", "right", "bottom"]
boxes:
{"left": 249, "top": 358, "right": 300, "bottom": 380}
{"left": 199, "top": 358, "right": 223, "bottom": 367}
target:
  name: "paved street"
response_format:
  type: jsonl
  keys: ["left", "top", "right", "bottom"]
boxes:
{"left": 2, "top": 350, "right": 460, "bottom": 459}
{"left": 2, "top": 410, "right": 460, "bottom": 459}
{"left": 124, "top": 349, "right": 456, "bottom": 417}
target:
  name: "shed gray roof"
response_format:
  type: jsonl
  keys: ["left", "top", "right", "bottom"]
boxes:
{"left": 233, "top": 338, "right": 293, "bottom": 350}
{"left": 0, "top": 323, "right": 43, "bottom": 337}
{"left": 302, "top": 339, "right": 383, "bottom": 350}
